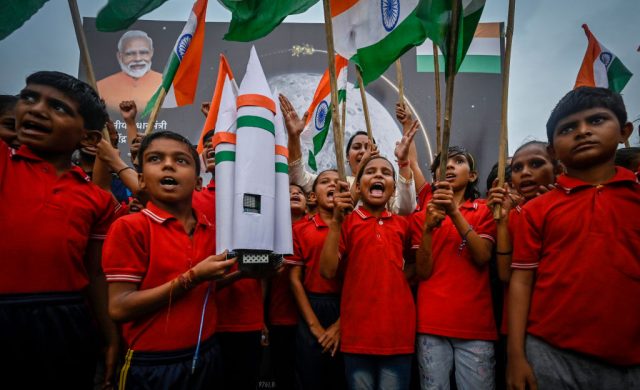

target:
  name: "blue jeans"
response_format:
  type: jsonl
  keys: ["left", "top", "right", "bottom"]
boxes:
{"left": 343, "top": 353, "right": 412, "bottom": 390}
{"left": 416, "top": 334, "right": 495, "bottom": 390}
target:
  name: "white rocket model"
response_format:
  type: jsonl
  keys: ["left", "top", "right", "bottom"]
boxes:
{"left": 216, "top": 46, "right": 292, "bottom": 268}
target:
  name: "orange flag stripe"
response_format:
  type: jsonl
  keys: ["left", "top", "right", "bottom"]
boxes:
{"left": 197, "top": 54, "right": 235, "bottom": 153}
{"left": 211, "top": 132, "right": 237, "bottom": 149}
{"left": 275, "top": 145, "right": 289, "bottom": 159}
{"left": 574, "top": 24, "right": 600, "bottom": 89}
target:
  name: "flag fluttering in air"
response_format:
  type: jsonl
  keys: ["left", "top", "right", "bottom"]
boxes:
{"left": 574, "top": 24, "right": 632, "bottom": 93}
{"left": 96, "top": 0, "right": 169, "bottom": 32}
{"left": 416, "top": 0, "right": 486, "bottom": 76}
{"left": 142, "top": 0, "right": 208, "bottom": 119}
{"left": 0, "top": 0, "right": 49, "bottom": 40}
{"left": 332, "top": 0, "right": 428, "bottom": 85}
{"left": 197, "top": 54, "right": 237, "bottom": 153}
{"left": 220, "top": 0, "right": 319, "bottom": 42}
{"left": 302, "top": 55, "right": 348, "bottom": 171}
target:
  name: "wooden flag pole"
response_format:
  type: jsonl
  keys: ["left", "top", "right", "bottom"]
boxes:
{"left": 395, "top": 59, "right": 405, "bottom": 106}
{"left": 433, "top": 42, "right": 442, "bottom": 154}
{"left": 341, "top": 97, "right": 347, "bottom": 138}
{"left": 322, "top": 0, "right": 346, "bottom": 180}
{"left": 145, "top": 87, "right": 167, "bottom": 135}
{"left": 493, "top": 0, "right": 516, "bottom": 220}
{"left": 355, "top": 67, "right": 374, "bottom": 143}
{"left": 437, "top": 0, "right": 461, "bottom": 182}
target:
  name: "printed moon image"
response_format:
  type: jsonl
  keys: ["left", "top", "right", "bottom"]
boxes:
{"left": 269, "top": 73, "right": 403, "bottom": 176}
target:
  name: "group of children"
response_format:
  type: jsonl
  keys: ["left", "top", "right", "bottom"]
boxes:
{"left": 0, "top": 70, "right": 638, "bottom": 390}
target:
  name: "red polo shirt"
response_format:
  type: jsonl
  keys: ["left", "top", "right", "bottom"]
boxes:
{"left": 500, "top": 205, "right": 524, "bottom": 335}
{"left": 411, "top": 199, "right": 497, "bottom": 341}
{"left": 192, "top": 179, "right": 215, "bottom": 224}
{"left": 338, "top": 207, "right": 416, "bottom": 355}
{"left": 268, "top": 218, "right": 307, "bottom": 326}
{"left": 215, "top": 268, "right": 264, "bottom": 332}
{"left": 286, "top": 214, "right": 342, "bottom": 294}
{"left": 0, "top": 144, "right": 116, "bottom": 294}
{"left": 102, "top": 202, "right": 217, "bottom": 352}
{"left": 512, "top": 169, "right": 640, "bottom": 365}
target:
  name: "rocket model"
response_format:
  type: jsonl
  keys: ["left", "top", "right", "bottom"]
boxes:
{"left": 215, "top": 46, "right": 292, "bottom": 272}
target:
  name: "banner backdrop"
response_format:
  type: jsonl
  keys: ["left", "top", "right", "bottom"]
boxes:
{"left": 82, "top": 18, "right": 504, "bottom": 192}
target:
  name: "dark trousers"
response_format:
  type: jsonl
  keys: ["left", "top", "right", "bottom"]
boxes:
{"left": 296, "top": 293, "right": 346, "bottom": 390}
{"left": 118, "top": 336, "right": 222, "bottom": 390}
{"left": 218, "top": 330, "right": 263, "bottom": 390}
{"left": 0, "top": 292, "right": 98, "bottom": 390}
{"left": 269, "top": 325, "right": 297, "bottom": 390}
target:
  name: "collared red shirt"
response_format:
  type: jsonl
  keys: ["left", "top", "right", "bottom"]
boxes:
{"left": 338, "top": 207, "right": 416, "bottom": 355}
{"left": 102, "top": 202, "right": 217, "bottom": 351}
{"left": 512, "top": 168, "right": 640, "bottom": 365}
{"left": 0, "top": 144, "right": 116, "bottom": 294}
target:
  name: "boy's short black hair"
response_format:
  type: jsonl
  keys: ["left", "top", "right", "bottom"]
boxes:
{"left": 138, "top": 131, "right": 201, "bottom": 175}
{"left": 430, "top": 146, "right": 480, "bottom": 201}
{"left": 615, "top": 147, "right": 640, "bottom": 171}
{"left": 0, "top": 95, "right": 18, "bottom": 115}
{"left": 546, "top": 87, "right": 627, "bottom": 143}
{"left": 311, "top": 169, "right": 338, "bottom": 192}
{"left": 25, "top": 71, "right": 108, "bottom": 131}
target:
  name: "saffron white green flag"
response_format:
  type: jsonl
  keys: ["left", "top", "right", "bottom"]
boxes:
{"left": 301, "top": 56, "right": 348, "bottom": 171}
{"left": 332, "top": 0, "right": 427, "bottom": 85}
{"left": 142, "top": 0, "right": 207, "bottom": 119}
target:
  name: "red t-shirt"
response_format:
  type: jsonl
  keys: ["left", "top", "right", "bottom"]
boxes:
{"left": 102, "top": 202, "right": 217, "bottom": 352}
{"left": 500, "top": 205, "right": 524, "bottom": 335}
{"left": 512, "top": 169, "right": 640, "bottom": 365}
{"left": 411, "top": 199, "right": 497, "bottom": 341}
{"left": 215, "top": 267, "right": 264, "bottom": 332}
{"left": 268, "top": 218, "right": 307, "bottom": 326}
{"left": 192, "top": 179, "right": 215, "bottom": 224}
{"left": 0, "top": 144, "right": 116, "bottom": 293}
{"left": 338, "top": 207, "right": 416, "bottom": 355}
{"left": 285, "top": 214, "right": 342, "bottom": 294}
{"left": 416, "top": 182, "right": 433, "bottom": 212}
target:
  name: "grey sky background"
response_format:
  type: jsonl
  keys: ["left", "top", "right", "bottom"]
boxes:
{"left": 0, "top": 0, "right": 638, "bottom": 151}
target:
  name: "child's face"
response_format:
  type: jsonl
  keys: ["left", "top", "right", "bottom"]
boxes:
{"left": 357, "top": 158, "right": 395, "bottom": 208}
{"left": 0, "top": 109, "right": 18, "bottom": 149}
{"left": 347, "top": 134, "right": 371, "bottom": 173}
{"left": 551, "top": 107, "right": 629, "bottom": 171}
{"left": 511, "top": 144, "right": 556, "bottom": 200}
{"left": 311, "top": 170, "right": 340, "bottom": 210}
{"left": 436, "top": 153, "right": 477, "bottom": 193}
{"left": 289, "top": 185, "right": 306, "bottom": 214}
{"left": 15, "top": 84, "right": 95, "bottom": 155}
{"left": 139, "top": 138, "right": 201, "bottom": 205}
{"left": 202, "top": 138, "right": 215, "bottom": 174}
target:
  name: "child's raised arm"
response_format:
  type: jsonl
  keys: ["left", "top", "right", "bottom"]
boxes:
{"left": 319, "top": 182, "right": 352, "bottom": 279}
{"left": 487, "top": 183, "right": 515, "bottom": 282}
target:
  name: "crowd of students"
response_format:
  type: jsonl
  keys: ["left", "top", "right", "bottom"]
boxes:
{"left": 0, "top": 70, "right": 638, "bottom": 390}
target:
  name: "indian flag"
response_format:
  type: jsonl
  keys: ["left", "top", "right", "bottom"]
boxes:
{"left": 142, "top": 0, "right": 207, "bottom": 119}
{"left": 416, "top": 22, "right": 501, "bottom": 73}
{"left": 302, "top": 55, "right": 348, "bottom": 171}
{"left": 332, "top": 0, "right": 427, "bottom": 86}
{"left": 574, "top": 24, "right": 632, "bottom": 93}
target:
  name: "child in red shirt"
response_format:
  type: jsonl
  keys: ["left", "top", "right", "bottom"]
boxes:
{"left": 412, "top": 146, "right": 496, "bottom": 390}
{"left": 0, "top": 71, "right": 118, "bottom": 389}
{"left": 320, "top": 156, "right": 416, "bottom": 390}
{"left": 288, "top": 170, "right": 346, "bottom": 390}
{"left": 507, "top": 87, "right": 640, "bottom": 389}
{"left": 102, "top": 131, "right": 236, "bottom": 389}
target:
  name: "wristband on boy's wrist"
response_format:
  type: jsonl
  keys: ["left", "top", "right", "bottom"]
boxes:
{"left": 178, "top": 269, "right": 199, "bottom": 290}
{"left": 461, "top": 226, "right": 474, "bottom": 241}
{"left": 116, "top": 166, "right": 135, "bottom": 177}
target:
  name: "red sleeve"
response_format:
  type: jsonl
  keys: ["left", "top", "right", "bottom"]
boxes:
{"left": 89, "top": 191, "right": 119, "bottom": 240}
{"left": 511, "top": 206, "right": 542, "bottom": 270}
{"left": 0, "top": 142, "right": 10, "bottom": 178}
{"left": 102, "top": 216, "right": 149, "bottom": 283}
{"left": 417, "top": 183, "right": 432, "bottom": 211}
{"left": 474, "top": 203, "right": 497, "bottom": 243}
{"left": 410, "top": 210, "right": 425, "bottom": 249}
{"left": 285, "top": 225, "right": 304, "bottom": 266}
{"left": 338, "top": 214, "right": 352, "bottom": 263}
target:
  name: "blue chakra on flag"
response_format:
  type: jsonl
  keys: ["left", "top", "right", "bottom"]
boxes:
{"left": 599, "top": 52, "right": 613, "bottom": 67}
{"left": 315, "top": 101, "right": 329, "bottom": 131}
{"left": 381, "top": 0, "right": 400, "bottom": 32}
{"left": 176, "top": 34, "right": 193, "bottom": 60}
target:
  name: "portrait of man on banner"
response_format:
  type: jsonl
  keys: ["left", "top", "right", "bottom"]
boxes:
{"left": 97, "top": 30, "right": 162, "bottom": 111}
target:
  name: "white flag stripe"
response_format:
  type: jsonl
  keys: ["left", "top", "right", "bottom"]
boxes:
{"left": 416, "top": 37, "right": 500, "bottom": 56}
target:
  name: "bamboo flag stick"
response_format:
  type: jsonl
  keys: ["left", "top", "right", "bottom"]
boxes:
{"left": 355, "top": 67, "right": 374, "bottom": 143}
{"left": 433, "top": 42, "right": 442, "bottom": 154}
{"left": 322, "top": 0, "right": 346, "bottom": 180}
{"left": 395, "top": 59, "right": 405, "bottom": 106}
{"left": 68, "top": 0, "right": 111, "bottom": 140}
{"left": 145, "top": 87, "right": 167, "bottom": 135}
{"left": 341, "top": 96, "right": 347, "bottom": 137}
{"left": 494, "top": 0, "right": 516, "bottom": 220}
{"left": 437, "top": 0, "right": 461, "bottom": 182}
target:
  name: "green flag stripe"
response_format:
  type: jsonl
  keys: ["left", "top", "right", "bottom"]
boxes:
{"left": 215, "top": 151, "right": 236, "bottom": 163}
{"left": 276, "top": 162, "right": 289, "bottom": 173}
{"left": 338, "top": 89, "right": 347, "bottom": 103}
{"left": 96, "top": 0, "right": 168, "bottom": 32}
{"left": 312, "top": 105, "right": 332, "bottom": 155}
{"left": 237, "top": 115, "right": 275, "bottom": 135}
{"left": 607, "top": 57, "right": 633, "bottom": 94}
{"left": 308, "top": 150, "right": 317, "bottom": 172}
{"left": 0, "top": 0, "right": 50, "bottom": 40}
{"left": 417, "top": 54, "right": 501, "bottom": 74}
